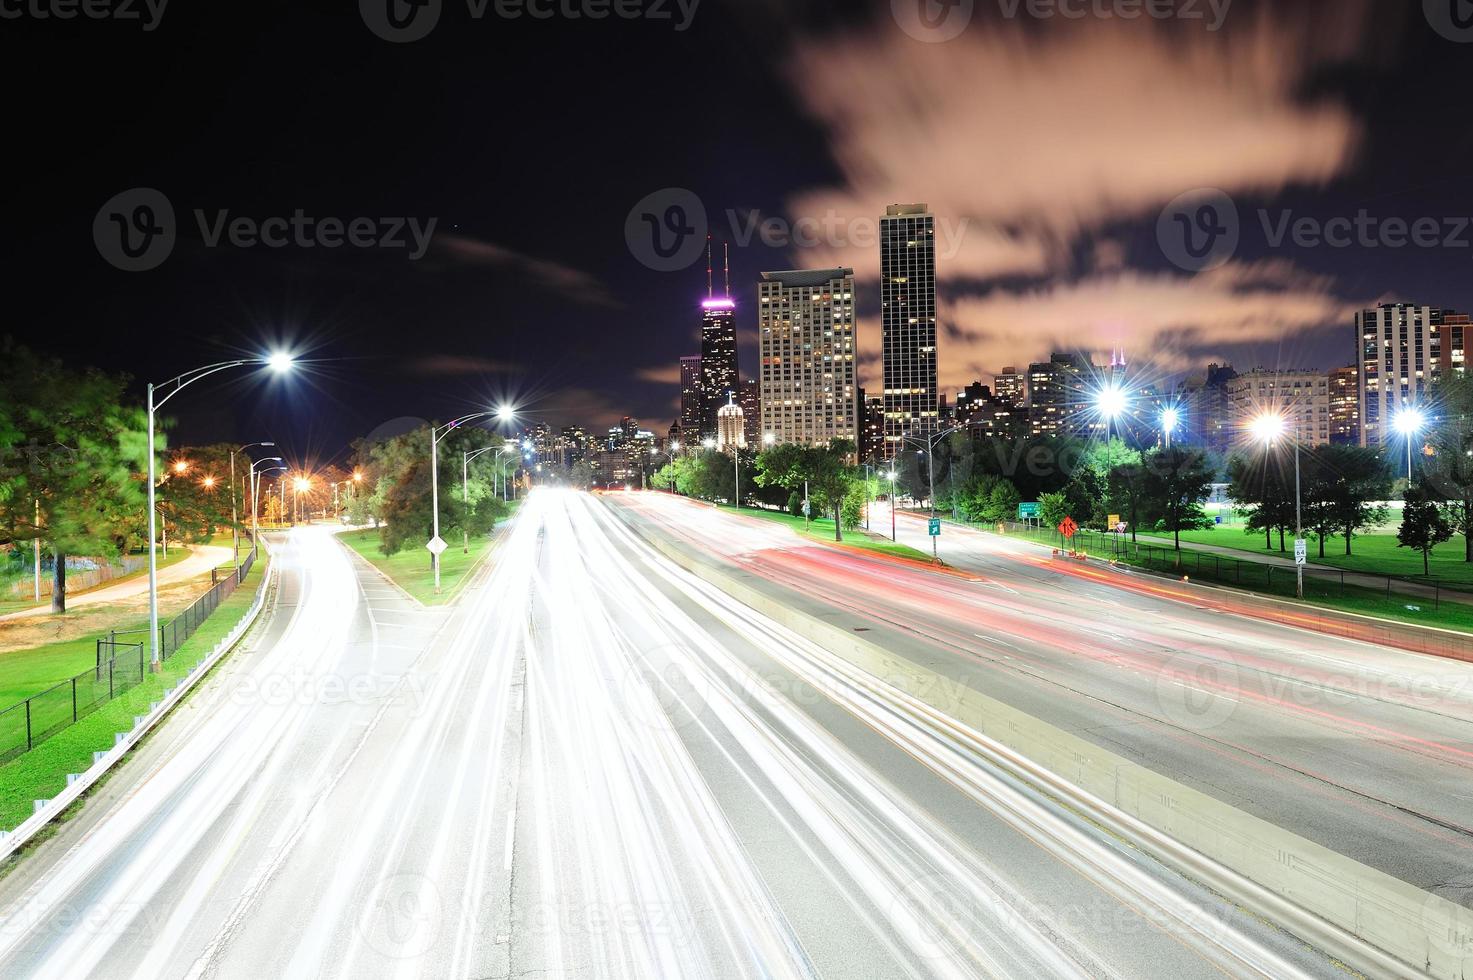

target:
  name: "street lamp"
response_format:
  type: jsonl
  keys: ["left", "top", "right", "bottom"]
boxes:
{"left": 899, "top": 423, "right": 978, "bottom": 560}
{"left": 1393, "top": 406, "right": 1428, "bottom": 483}
{"left": 430, "top": 411, "right": 502, "bottom": 594}
{"left": 293, "top": 476, "right": 311, "bottom": 523}
{"left": 1094, "top": 383, "right": 1130, "bottom": 479}
{"left": 145, "top": 353, "right": 293, "bottom": 666}
{"left": 1250, "top": 411, "right": 1303, "bottom": 600}
{"left": 1161, "top": 408, "right": 1180, "bottom": 449}
{"left": 462, "top": 446, "right": 502, "bottom": 553}
{"left": 886, "top": 467, "right": 898, "bottom": 542}
{"left": 249, "top": 458, "right": 284, "bottom": 540}
{"left": 762, "top": 432, "right": 777, "bottom": 446}
{"left": 230, "top": 442, "right": 275, "bottom": 565}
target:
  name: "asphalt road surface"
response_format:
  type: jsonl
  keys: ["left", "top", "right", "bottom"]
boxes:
{"left": 612, "top": 493, "right": 1473, "bottom": 901}
{"left": 0, "top": 494, "right": 1354, "bottom": 978}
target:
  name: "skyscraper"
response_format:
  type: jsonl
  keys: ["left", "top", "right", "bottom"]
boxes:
{"left": 700, "top": 298, "right": 738, "bottom": 438}
{"left": 739, "top": 377, "right": 760, "bottom": 447}
{"left": 1027, "top": 353, "right": 1091, "bottom": 436}
{"left": 993, "top": 367, "right": 1026, "bottom": 407}
{"left": 1226, "top": 370, "right": 1331, "bottom": 448}
{"left": 680, "top": 355, "right": 703, "bottom": 437}
{"left": 1357, "top": 303, "right": 1462, "bottom": 447}
{"left": 880, "top": 204, "right": 938, "bottom": 447}
{"left": 758, "top": 267, "right": 858, "bottom": 448}
{"left": 1329, "top": 366, "right": 1359, "bottom": 446}
{"left": 716, "top": 395, "right": 746, "bottom": 452}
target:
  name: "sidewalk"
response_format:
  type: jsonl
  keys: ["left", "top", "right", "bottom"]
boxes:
{"left": 0, "top": 545, "right": 233, "bottom": 622}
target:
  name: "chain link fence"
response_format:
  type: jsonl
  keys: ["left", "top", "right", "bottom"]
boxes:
{"left": 991, "top": 519, "right": 1462, "bottom": 610}
{"left": 0, "top": 545, "right": 262, "bottom": 765}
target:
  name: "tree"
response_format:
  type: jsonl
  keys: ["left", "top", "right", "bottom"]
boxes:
{"left": 1107, "top": 462, "right": 1148, "bottom": 543}
{"left": 1227, "top": 452, "right": 1296, "bottom": 551}
{"left": 0, "top": 340, "right": 148, "bottom": 612}
{"left": 1301, "top": 445, "right": 1391, "bottom": 558}
{"left": 1398, "top": 484, "right": 1453, "bottom": 575}
{"left": 755, "top": 440, "right": 858, "bottom": 542}
{"left": 1424, "top": 374, "right": 1473, "bottom": 561}
{"left": 1037, "top": 491, "right": 1071, "bottom": 537}
{"left": 1141, "top": 447, "right": 1214, "bottom": 553}
{"left": 982, "top": 478, "right": 1021, "bottom": 525}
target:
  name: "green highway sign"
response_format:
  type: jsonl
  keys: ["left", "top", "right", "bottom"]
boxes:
{"left": 929, "top": 518, "right": 941, "bottom": 536}
{"left": 1018, "top": 502, "right": 1040, "bottom": 518}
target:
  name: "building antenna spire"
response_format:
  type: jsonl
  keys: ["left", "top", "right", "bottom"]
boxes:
{"left": 706, "top": 236, "right": 713, "bottom": 299}
{"left": 724, "top": 242, "right": 730, "bottom": 299}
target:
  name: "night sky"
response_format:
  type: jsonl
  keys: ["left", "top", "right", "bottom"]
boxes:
{"left": 3, "top": 0, "right": 1471, "bottom": 465}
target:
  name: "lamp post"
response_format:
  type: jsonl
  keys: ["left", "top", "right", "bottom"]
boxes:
{"left": 1094, "top": 383, "right": 1129, "bottom": 482}
{"left": 230, "top": 442, "right": 275, "bottom": 565}
{"left": 430, "top": 409, "right": 511, "bottom": 594}
{"left": 1393, "top": 406, "right": 1428, "bottom": 484}
{"left": 250, "top": 459, "right": 285, "bottom": 542}
{"left": 145, "top": 353, "right": 292, "bottom": 666}
{"left": 462, "top": 446, "right": 502, "bottom": 553}
{"left": 899, "top": 423, "right": 974, "bottom": 560}
{"left": 886, "top": 466, "right": 898, "bottom": 542}
{"left": 1251, "top": 412, "right": 1302, "bottom": 600}
{"left": 1161, "top": 408, "right": 1180, "bottom": 450}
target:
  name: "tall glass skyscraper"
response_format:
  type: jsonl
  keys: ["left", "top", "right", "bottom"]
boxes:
{"left": 880, "top": 204, "right": 938, "bottom": 448}
{"left": 700, "top": 298, "right": 739, "bottom": 439}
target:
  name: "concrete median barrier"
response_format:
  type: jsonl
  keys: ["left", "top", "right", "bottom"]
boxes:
{"left": 627, "top": 517, "right": 1470, "bottom": 979}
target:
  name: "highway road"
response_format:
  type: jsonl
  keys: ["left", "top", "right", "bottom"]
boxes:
{"left": 0, "top": 492, "right": 1345, "bottom": 978}
{"left": 612, "top": 493, "right": 1473, "bottom": 902}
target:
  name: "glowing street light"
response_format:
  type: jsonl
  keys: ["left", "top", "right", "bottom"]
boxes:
{"left": 762, "top": 432, "right": 777, "bottom": 446}
{"left": 144, "top": 352, "right": 293, "bottom": 667}
{"left": 1161, "top": 407, "right": 1181, "bottom": 449}
{"left": 1393, "top": 405, "right": 1429, "bottom": 482}
{"left": 1093, "top": 383, "right": 1130, "bottom": 479}
{"left": 1251, "top": 410, "right": 1303, "bottom": 599}
{"left": 201, "top": 476, "right": 216, "bottom": 489}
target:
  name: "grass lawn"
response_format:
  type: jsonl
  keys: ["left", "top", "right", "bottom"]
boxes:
{"left": 0, "top": 561, "right": 268, "bottom": 834}
{"left": 717, "top": 504, "right": 936, "bottom": 563}
{"left": 339, "top": 507, "right": 518, "bottom": 605}
{"left": 1170, "top": 528, "right": 1473, "bottom": 586}
{"left": 1001, "top": 522, "right": 1473, "bottom": 632}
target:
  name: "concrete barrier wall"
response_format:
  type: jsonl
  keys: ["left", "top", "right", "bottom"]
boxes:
{"left": 637, "top": 529, "right": 1471, "bottom": 979}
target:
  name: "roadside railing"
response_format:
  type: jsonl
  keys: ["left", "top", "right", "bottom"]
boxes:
{"left": 0, "top": 545, "right": 264, "bottom": 765}
{"left": 986, "top": 519, "right": 1462, "bottom": 610}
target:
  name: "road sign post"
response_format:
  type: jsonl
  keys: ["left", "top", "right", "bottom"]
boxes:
{"left": 928, "top": 518, "right": 941, "bottom": 537}
{"left": 1294, "top": 539, "right": 1307, "bottom": 566}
